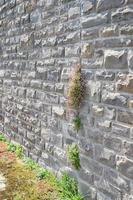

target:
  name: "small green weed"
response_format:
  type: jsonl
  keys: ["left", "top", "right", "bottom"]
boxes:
{"left": 0, "top": 134, "right": 6, "bottom": 142}
{"left": 58, "top": 172, "right": 82, "bottom": 200}
{"left": 66, "top": 143, "right": 81, "bottom": 170}
{"left": 73, "top": 116, "right": 82, "bottom": 132}
{"left": 13, "top": 194, "right": 22, "bottom": 200}
{"left": 7, "top": 143, "right": 23, "bottom": 158}
{"left": 36, "top": 168, "right": 50, "bottom": 180}
{"left": 23, "top": 157, "right": 39, "bottom": 170}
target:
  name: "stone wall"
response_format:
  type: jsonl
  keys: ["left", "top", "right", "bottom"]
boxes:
{"left": 0, "top": 0, "right": 133, "bottom": 199}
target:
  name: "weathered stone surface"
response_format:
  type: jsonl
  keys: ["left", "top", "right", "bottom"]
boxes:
{"left": 65, "top": 46, "right": 80, "bottom": 57}
{"left": 112, "top": 123, "right": 130, "bottom": 138}
{"left": 103, "top": 168, "right": 130, "bottom": 192}
{"left": 82, "top": 28, "right": 99, "bottom": 40}
{"left": 123, "top": 141, "right": 133, "bottom": 158}
{"left": 117, "top": 74, "right": 133, "bottom": 93}
{"left": 52, "top": 106, "right": 65, "bottom": 117}
{"left": 55, "top": 83, "right": 64, "bottom": 93}
{"left": 128, "top": 50, "right": 133, "bottom": 70}
{"left": 112, "top": 7, "right": 133, "bottom": 22}
{"left": 61, "top": 68, "right": 71, "bottom": 81}
{"left": 123, "top": 194, "right": 133, "bottom": 200}
{"left": 125, "top": 0, "right": 133, "bottom": 4}
{"left": 97, "top": 0, "right": 124, "bottom": 12}
{"left": 95, "top": 145, "right": 116, "bottom": 167}
{"left": 100, "top": 25, "right": 118, "bottom": 37}
{"left": 47, "top": 69, "right": 60, "bottom": 82}
{"left": 117, "top": 110, "right": 133, "bottom": 125}
{"left": 96, "top": 192, "right": 112, "bottom": 200}
{"left": 104, "top": 107, "right": 116, "bottom": 120}
{"left": 82, "top": 1, "right": 93, "bottom": 14}
{"left": 92, "top": 105, "right": 104, "bottom": 117}
{"left": 117, "top": 157, "right": 133, "bottom": 179}
{"left": 30, "top": 9, "right": 41, "bottom": 23}
{"left": 54, "top": 147, "right": 66, "bottom": 163}
{"left": 97, "top": 120, "right": 111, "bottom": 131}
{"left": 79, "top": 169, "right": 94, "bottom": 185}
{"left": 104, "top": 50, "right": 127, "bottom": 69}
{"left": 68, "top": 7, "right": 80, "bottom": 19}
{"left": 102, "top": 91, "right": 127, "bottom": 107}
{"left": 96, "top": 71, "right": 115, "bottom": 81}
{"left": 0, "top": 0, "right": 4, "bottom": 6}
{"left": 80, "top": 156, "right": 103, "bottom": 176}
{"left": 104, "top": 136, "right": 122, "bottom": 152}
{"left": 120, "top": 25, "right": 133, "bottom": 36}
{"left": 128, "top": 99, "right": 133, "bottom": 108}
{"left": 82, "top": 13, "right": 108, "bottom": 28}
{"left": 79, "top": 138, "right": 94, "bottom": 158}
{"left": 95, "top": 176, "right": 122, "bottom": 199}
{"left": 88, "top": 81, "right": 101, "bottom": 102}
{"left": 43, "top": 83, "right": 54, "bottom": 92}
{"left": 81, "top": 43, "right": 93, "bottom": 58}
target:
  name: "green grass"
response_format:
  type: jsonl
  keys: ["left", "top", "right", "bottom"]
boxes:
{"left": 58, "top": 172, "right": 82, "bottom": 200}
{"left": 0, "top": 133, "right": 83, "bottom": 200}
{"left": 0, "top": 134, "right": 6, "bottom": 142}
{"left": 7, "top": 143, "right": 23, "bottom": 158}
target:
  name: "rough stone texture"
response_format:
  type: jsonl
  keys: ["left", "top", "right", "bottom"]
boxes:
{"left": 96, "top": 0, "right": 125, "bottom": 12}
{"left": 104, "top": 50, "right": 128, "bottom": 69}
{"left": 0, "top": 0, "right": 133, "bottom": 199}
{"left": 117, "top": 74, "right": 133, "bottom": 93}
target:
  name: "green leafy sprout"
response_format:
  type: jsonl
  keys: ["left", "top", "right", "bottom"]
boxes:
{"left": 7, "top": 143, "right": 23, "bottom": 158}
{"left": 0, "top": 134, "right": 6, "bottom": 142}
{"left": 66, "top": 143, "right": 81, "bottom": 170}
{"left": 73, "top": 116, "right": 82, "bottom": 132}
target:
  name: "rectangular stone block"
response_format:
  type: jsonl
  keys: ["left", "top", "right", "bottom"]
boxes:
{"left": 117, "top": 110, "right": 133, "bottom": 125}
{"left": 96, "top": 0, "right": 124, "bottom": 12}
{"left": 80, "top": 156, "right": 103, "bottom": 176}
{"left": 104, "top": 136, "right": 122, "bottom": 152}
{"left": 102, "top": 91, "right": 127, "bottom": 107}
{"left": 104, "top": 50, "right": 127, "bottom": 69}
{"left": 112, "top": 123, "right": 130, "bottom": 138}
{"left": 95, "top": 145, "right": 116, "bottom": 168}
{"left": 117, "top": 156, "right": 133, "bottom": 179}
{"left": 117, "top": 74, "right": 133, "bottom": 94}
{"left": 82, "top": 13, "right": 108, "bottom": 28}
{"left": 112, "top": 7, "right": 133, "bottom": 22}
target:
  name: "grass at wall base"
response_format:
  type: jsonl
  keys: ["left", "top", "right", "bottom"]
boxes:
{"left": 0, "top": 134, "right": 83, "bottom": 200}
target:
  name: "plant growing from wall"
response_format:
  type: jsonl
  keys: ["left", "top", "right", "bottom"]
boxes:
{"left": 73, "top": 115, "right": 82, "bottom": 132}
{"left": 66, "top": 143, "right": 80, "bottom": 170}
{"left": 67, "top": 64, "right": 86, "bottom": 110}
